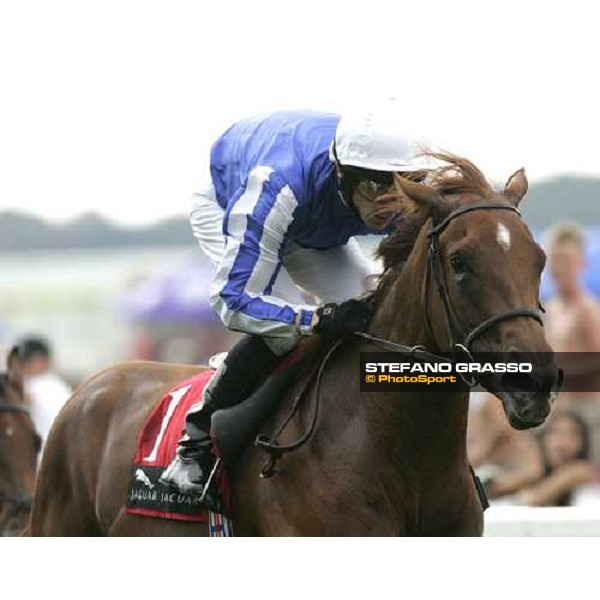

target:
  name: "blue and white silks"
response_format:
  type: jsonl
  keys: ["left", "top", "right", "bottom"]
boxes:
{"left": 208, "top": 111, "right": 379, "bottom": 338}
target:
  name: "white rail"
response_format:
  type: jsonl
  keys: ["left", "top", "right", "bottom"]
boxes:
{"left": 484, "top": 506, "right": 600, "bottom": 536}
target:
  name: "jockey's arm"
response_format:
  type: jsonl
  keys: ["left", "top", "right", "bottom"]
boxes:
{"left": 210, "top": 167, "right": 318, "bottom": 339}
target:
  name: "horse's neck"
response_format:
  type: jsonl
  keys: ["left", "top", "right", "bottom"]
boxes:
{"left": 369, "top": 254, "right": 434, "bottom": 348}
{"left": 313, "top": 341, "right": 468, "bottom": 525}
{"left": 356, "top": 250, "right": 469, "bottom": 458}
{"left": 349, "top": 340, "right": 469, "bottom": 456}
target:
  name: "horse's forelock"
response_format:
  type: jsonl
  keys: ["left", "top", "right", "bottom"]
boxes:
{"left": 377, "top": 153, "right": 496, "bottom": 270}
{"left": 374, "top": 153, "right": 497, "bottom": 304}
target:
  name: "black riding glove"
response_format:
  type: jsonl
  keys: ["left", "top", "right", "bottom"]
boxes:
{"left": 313, "top": 299, "right": 373, "bottom": 338}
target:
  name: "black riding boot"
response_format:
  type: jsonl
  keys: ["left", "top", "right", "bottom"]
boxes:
{"left": 159, "top": 335, "right": 280, "bottom": 506}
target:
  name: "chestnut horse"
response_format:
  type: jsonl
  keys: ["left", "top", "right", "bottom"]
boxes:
{"left": 29, "top": 154, "right": 559, "bottom": 536}
{"left": 1, "top": 348, "right": 40, "bottom": 536}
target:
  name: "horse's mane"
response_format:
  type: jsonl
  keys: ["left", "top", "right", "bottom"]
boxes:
{"left": 373, "top": 153, "right": 495, "bottom": 300}
{"left": 427, "top": 152, "right": 495, "bottom": 199}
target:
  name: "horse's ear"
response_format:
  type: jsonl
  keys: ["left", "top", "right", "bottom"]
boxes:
{"left": 504, "top": 168, "right": 528, "bottom": 206}
{"left": 394, "top": 174, "right": 444, "bottom": 218}
{"left": 6, "top": 346, "right": 23, "bottom": 392}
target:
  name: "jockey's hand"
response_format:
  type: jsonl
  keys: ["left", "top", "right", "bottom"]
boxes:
{"left": 313, "top": 299, "right": 373, "bottom": 338}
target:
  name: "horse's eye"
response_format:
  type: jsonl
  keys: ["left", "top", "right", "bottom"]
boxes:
{"left": 450, "top": 253, "right": 469, "bottom": 274}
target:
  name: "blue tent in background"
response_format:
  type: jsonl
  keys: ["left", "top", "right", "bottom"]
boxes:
{"left": 120, "top": 260, "right": 219, "bottom": 323}
{"left": 539, "top": 226, "right": 600, "bottom": 300}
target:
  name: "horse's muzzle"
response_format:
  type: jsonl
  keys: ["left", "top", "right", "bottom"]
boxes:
{"left": 497, "top": 365, "right": 561, "bottom": 430}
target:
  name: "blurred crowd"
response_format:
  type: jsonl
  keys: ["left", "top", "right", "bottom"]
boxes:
{"left": 469, "top": 222, "right": 600, "bottom": 506}
{"left": 8, "top": 337, "right": 72, "bottom": 455}
{"left": 6, "top": 328, "right": 238, "bottom": 455}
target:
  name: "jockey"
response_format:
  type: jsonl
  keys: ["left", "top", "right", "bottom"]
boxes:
{"left": 160, "top": 106, "right": 433, "bottom": 502}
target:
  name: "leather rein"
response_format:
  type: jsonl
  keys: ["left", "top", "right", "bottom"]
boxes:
{"left": 256, "top": 202, "right": 544, "bottom": 476}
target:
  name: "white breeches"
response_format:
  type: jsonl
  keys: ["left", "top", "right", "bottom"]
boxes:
{"left": 189, "top": 180, "right": 377, "bottom": 354}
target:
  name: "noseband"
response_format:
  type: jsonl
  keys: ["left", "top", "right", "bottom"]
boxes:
{"left": 424, "top": 202, "right": 543, "bottom": 353}
{"left": 0, "top": 403, "right": 37, "bottom": 519}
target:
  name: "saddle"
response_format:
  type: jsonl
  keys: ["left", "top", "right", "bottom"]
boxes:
{"left": 210, "top": 347, "right": 313, "bottom": 465}
{"left": 126, "top": 343, "right": 318, "bottom": 528}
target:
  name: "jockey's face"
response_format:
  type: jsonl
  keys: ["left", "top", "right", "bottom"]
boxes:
{"left": 352, "top": 179, "right": 404, "bottom": 230}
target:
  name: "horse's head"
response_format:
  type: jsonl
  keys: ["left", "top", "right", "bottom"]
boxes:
{"left": 378, "top": 153, "right": 559, "bottom": 430}
{"left": 0, "top": 347, "right": 40, "bottom": 536}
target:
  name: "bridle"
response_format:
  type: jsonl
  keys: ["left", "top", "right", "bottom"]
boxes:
{"left": 0, "top": 402, "right": 37, "bottom": 520}
{"left": 422, "top": 202, "right": 544, "bottom": 355}
{"left": 256, "top": 202, "right": 546, "bottom": 476}
{"left": 355, "top": 202, "right": 545, "bottom": 380}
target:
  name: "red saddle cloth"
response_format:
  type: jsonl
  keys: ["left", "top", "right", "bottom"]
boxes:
{"left": 126, "top": 370, "right": 230, "bottom": 523}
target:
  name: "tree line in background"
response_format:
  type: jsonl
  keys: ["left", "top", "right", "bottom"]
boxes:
{"left": 0, "top": 175, "right": 597, "bottom": 251}
{"left": 0, "top": 212, "right": 191, "bottom": 250}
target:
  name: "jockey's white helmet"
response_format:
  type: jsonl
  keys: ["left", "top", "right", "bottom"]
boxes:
{"left": 332, "top": 99, "right": 434, "bottom": 173}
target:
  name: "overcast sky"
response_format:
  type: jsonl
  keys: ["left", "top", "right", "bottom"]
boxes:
{"left": 1, "top": 1, "right": 599, "bottom": 225}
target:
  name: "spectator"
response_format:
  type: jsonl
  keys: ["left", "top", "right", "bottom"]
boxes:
{"left": 469, "top": 391, "right": 541, "bottom": 474}
{"left": 544, "top": 222, "right": 600, "bottom": 464}
{"left": 487, "top": 412, "right": 599, "bottom": 506}
{"left": 17, "top": 336, "right": 72, "bottom": 449}
{"left": 545, "top": 222, "right": 600, "bottom": 353}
